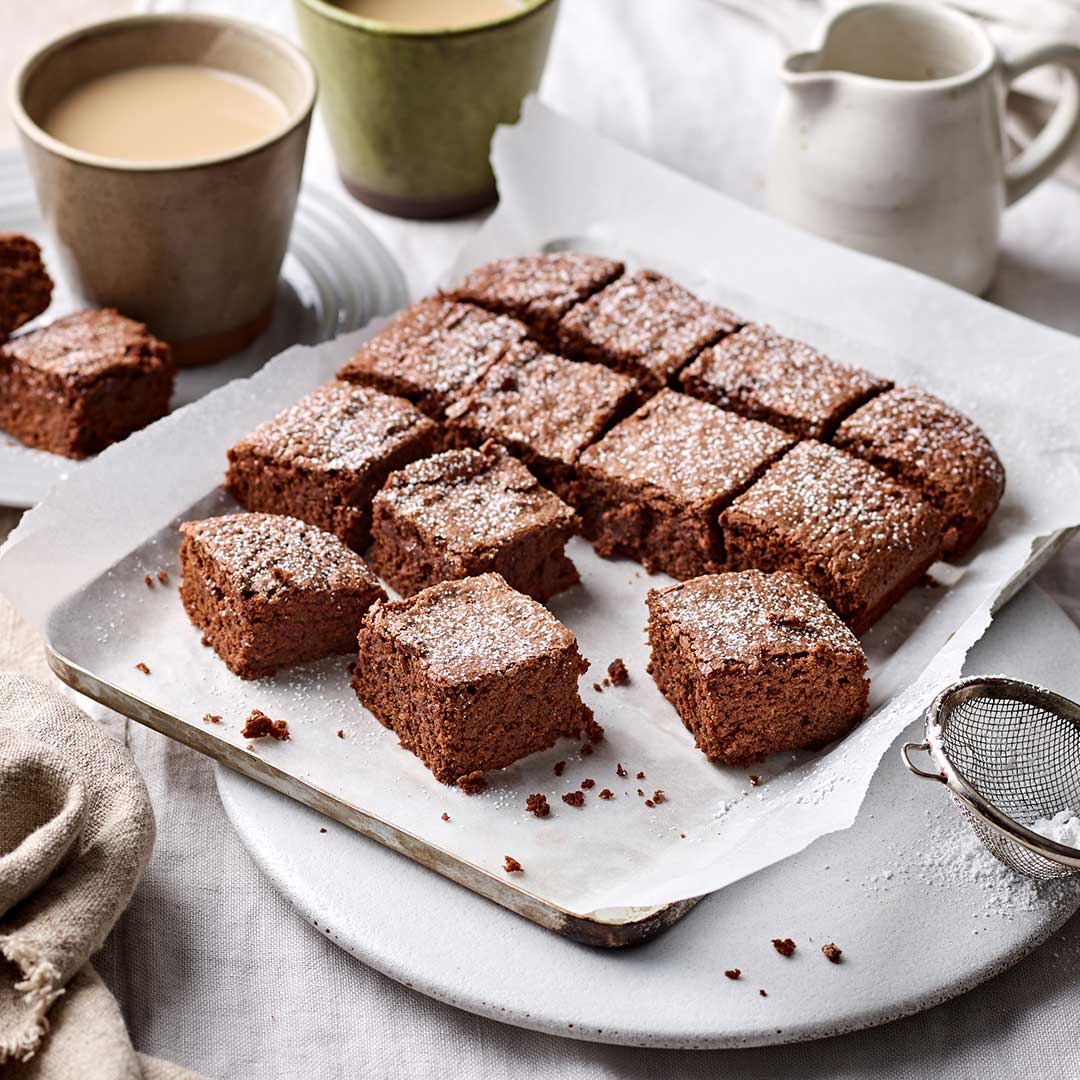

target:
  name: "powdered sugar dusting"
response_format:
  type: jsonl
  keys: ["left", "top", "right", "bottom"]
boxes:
{"left": 376, "top": 444, "right": 575, "bottom": 554}
{"left": 1032, "top": 808, "right": 1080, "bottom": 847}
{"left": 233, "top": 381, "right": 434, "bottom": 474}
{"left": 682, "top": 322, "right": 889, "bottom": 438}
{"left": 578, "top": 389, "right": 794, "bottom": 505}
{"left": 374, "top": 572, "right": 577, "bottom": 682}
{"left": 180, "top": 513, "right": 380, "bottom": 598}
{"left": 650, "top": 570, "right": 865, "bottom": 668}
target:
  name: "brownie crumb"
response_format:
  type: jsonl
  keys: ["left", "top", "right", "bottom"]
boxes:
{"left": 637, "top": 788, "right": 645, "bottom": 797}
{"left": 144, "top": 575, "right": 154, "bottom": 588}
{"left": 202, "top": 713, "right": 222, "bottom": 724}
{"left": 582, "top": 707, "right": 605, "bottom": 743}
{"left": 644, "top": 799, "right": 655, "bottom": 808}
{"left": 607, "top": 658, "right": 629, "bottom": 685}
{"left": 822, "top": 943, "right": 843, "bottom": 964}
{"left": 616, "top": 763, "right": 628, "bottom": 778}
{"left": 526, "top": 793, "right": 551, "bottom": 818}
{"left": 553, "top": 760, "right": 567, "bottom": 776}
{"left": 636, "top": 771, "right": 646, "bottom": 780}
{"left": 245, "top": 743, "right": 254, "bottom": 751}
{"left": 772, "top": 938, "right": 797, "bottom": 957}
{"left": 680, "top": 833, "right": 687, "bottom": 839}
{"left": 200, "top": 634, "right": 211, "bottom": 647}
{"left": 458, "top": 770, "right": 488, "bottom": 795}
{"left": 598, "top": 788, "right": 614, "bottom": 800}
{"left": 750, "top": 774, "right": 762, "bottom": 787}
{"left": 319, "top": 827, "right": 327, "bottom": 833}
{"left": 724, "top": 969, "right": 741, "bottom": 980}
{"left": 157, "top": 569, "right": 169, "bottom": 585}
{"left": 503, "top": 855, "right": 523, "bottom": 873}
{"left": 580, "top": 743, "right": 594, "bottom": 757}
{"left": 580, "top": 778, "right": 596, "bottom": 790}
{"left": 652, "top": 789, "right": 666, "bottom": 804}
{"left": 134, "top": 662, "right": 150, "bottom": 675}
{"left": 441, "top": 812, "right": 451, "bottom": 822}
{"left": 759, "top": 989, "right": 768, "bottom": 998}
{"left": 336, "top": 729, "right": 345, "bottom": 739}
{"left": 241, "top": 709, "right": 290, "bottom": 741}
{"left": 562, "top": 790, "right": 585, "bottom": 808}
{"left": 593, "top": 682, "right": 604, "bottom": 692}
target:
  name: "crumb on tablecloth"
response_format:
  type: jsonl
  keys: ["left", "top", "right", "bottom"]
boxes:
{"left": 822, "top": 943, "right": 843, "bottom": 963}
{"left": 562, "top": 790, "right": 585, "bottom": 808}
{"left": 458, "top": 770, "right": 487, "bottom": 795}
{"left": 441, "top": 812, "right": 451, "bottom": 822}
{"left": 636, "top": 771, "right": 645, "bottom": 780}
{"left": 580, "top": 743, "right": 594, "bottom": 757}
{"left": 759, "top": 989, "right": 768, "bottom": 998}
{"left": 526, "top": 793, "right": 550, "bottom": 818}
{"left": 336, "top": 729, "right": 345, "bottom": 738}
{"left": 580, "top": 778, "right": 596, "bottom": 790}
{"left": 652, "top": 789, "right": 665, "bottom": 804}
{"left": 241, "top": 709, "right": 290, "bottom": 741}
{"left": 772, "top": 938, "right": 796, "bottom": 957}
{"left": 598, "top": 788, "right": 614, "bottom": 800}
{"left": 724, "top": 969, "right": 741, "bottom": 980}
{"left": 593, "top": 682, "right": 604, "bottom": 692}
{"left": 554, "top": 760, "right": 567, "bottom": 776}
{"left": 202, "top": 714, "right": 221, "bottom": 724}
{"left": 503, "top": 855, "right": 523, "bottom": 873}
{"left": 157, "top": 569, "right": 169, "bottom": 585}
{"left": 750, "top": 774, "right": 762, "bottom": 787}
{"left": 616, "top": 763, "right": 628, "bottom": 778}
{"left": 144, "top": 575, "right": 154, "bottom": 588}
{"left": 583, "top": 710, "right": 605, "bottom": 743}
{"left": 607, "top": 657, "right": 629, "bottom": 685}
{"left": 135, "top": 662, "right": 150, "bottom": 675}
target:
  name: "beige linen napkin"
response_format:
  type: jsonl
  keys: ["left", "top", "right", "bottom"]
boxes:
{"left": 0, "top": 673, "right": 165, "bottom": 1074}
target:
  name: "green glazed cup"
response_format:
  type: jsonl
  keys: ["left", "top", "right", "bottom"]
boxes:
{"left": 293, "top": 0, "right": 559, "bottom": 219}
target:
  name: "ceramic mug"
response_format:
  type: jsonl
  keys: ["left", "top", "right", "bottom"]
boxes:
{"left": 293, "top": 0, "right": 559, "bottom": 219}
{"left": 10, "top": 15, "right": 316, "bottom": 365}
{"left": 766, "top": 1, "right": 1080, "bottom": 294}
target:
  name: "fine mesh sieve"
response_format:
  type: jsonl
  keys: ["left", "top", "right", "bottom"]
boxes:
{"left": 901, "top": 676, "right": 1080, "bottom": 880}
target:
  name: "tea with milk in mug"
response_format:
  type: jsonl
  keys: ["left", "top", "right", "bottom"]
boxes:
{"left": 43, "top": 64, "right": 287, "bottom": 163}
{"left": 335, "top": 0, "right": 525, "bottom": 28}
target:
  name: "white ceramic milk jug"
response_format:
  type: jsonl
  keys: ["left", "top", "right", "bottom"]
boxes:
{"left": 767, "top": 1, "right": 1080, "bottom": 293}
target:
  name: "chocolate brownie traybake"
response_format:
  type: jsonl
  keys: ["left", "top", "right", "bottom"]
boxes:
{"left": 832, "top": 386, "right": 1005, "bottom": 559}
{"left": 352, "top": 573, "right": 591, "bottom": 787}
{"left": 720, "top": 440, "right": 945, "bottom": 634}
{"left": 0, "top": 232, "right": 52, "bottom": 339}
{"left": 570, "top": 389, "right": 796, "bottom": 579}
{"left": 179, "top": 513, "right": 386, "bottom": 680}
{"left": 557, "top": 269, "right": 741, "bottom": 391}
{"left": 0, "top": 309, "right": 174, "bottom": 459}
{"left": 336, "top": 298, "right": 527, "bottom": 418}
{"left": 369, "top": 441, "right": 581, "bottom": 602}
{"left": 446, "top": 253, "right": 624, "bottom": 348}
{"left": 443, "top": 341, "right": 638, "bottom": 496}
{"left": 680, "top": 323, "right": 892, "bottom": 440}
{"left": 226, "top": 381, "right": 438, "bottom": 551}
{"left": 647, "top": 570, "right": 870, "bottom": 764}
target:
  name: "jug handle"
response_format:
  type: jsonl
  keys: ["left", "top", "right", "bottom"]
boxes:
{"left": 1002, "top": 42, "right": 1080, "bottom": 205}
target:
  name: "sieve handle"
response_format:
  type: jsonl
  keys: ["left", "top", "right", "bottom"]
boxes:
{"left": 900, "top": 742, "right": 946, "bottom": 782}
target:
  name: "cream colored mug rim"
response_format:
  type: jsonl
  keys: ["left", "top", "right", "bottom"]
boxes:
{"left": 295, "top": 0, "right": 555, "bottom": 39}
{"left": 9, "top": 12, "right": 318, "bottom": 174}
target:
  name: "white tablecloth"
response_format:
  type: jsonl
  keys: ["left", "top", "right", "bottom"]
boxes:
{"left": 7, "top": 0, "right": 1080, "bottom": 1075}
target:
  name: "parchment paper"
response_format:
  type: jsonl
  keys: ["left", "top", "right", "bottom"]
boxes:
{"left": 3, "top": 101, "right": 1079, "bottom": 914}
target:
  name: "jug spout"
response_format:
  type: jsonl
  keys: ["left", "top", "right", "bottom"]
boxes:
{"left": 780, "top": 49, "right": 838, "bottom": 85}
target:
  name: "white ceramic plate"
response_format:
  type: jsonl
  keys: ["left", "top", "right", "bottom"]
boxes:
{"left": 0, "top": 151, "right": 408, "bottom": 508}
{"left": 217, "top": 585, "right": 1080, "bottom": 1049}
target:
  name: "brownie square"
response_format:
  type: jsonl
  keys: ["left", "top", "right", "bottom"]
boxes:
{"left": 179, "top": 513, "right": 386, "bottom": 680}
{"left": 369, "top": 441, "right": 580, "bottom": 602}
{"left": 569, "top": 390, "right": 796, "bottom": 579}
{"left": 446, "top": 253, "right": 624, "bottom": 347}
{"left": 352, "top": 572, "right": 590, "bottom": 786}
{"left": 443, "top": 341, "right": 638, "bottom": 496}
{"left": 832, "top": 387, "right": 1005, "bottom": 559}
{"left": 0, "top": 233, "right": 52, "bottom": 339}
{"left": 720, "top": 441, "right": 945, "bottom": 633}
{"left": 0, "top": 309, "right": 174, "bottom": 459}
{"left": 226, "top": 381, "right": 438, "bottom": 551}
{"left": 336, "top": 298, "right": 527, "bottom": 418}
{"left": 557, "top": 269, "right": 740, "bottom": 390}
{"left": 647, "top": 570, "right": 870, "bottom": 765}
{"left": 680, "top": 323, "right": 891, "bottom": 439}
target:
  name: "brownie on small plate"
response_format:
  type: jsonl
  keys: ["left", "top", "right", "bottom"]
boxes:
{"left": 720, "top": 441, "right": 945, "bottom": 633}
{"left": 336, "top": 298, "right": 527, "bottom": 418}
{"left": 557, "top": 269, "right": 740, "bottom": 390}
{"left": 832, "top": 386, "right": 1005, "bottom": 559}
{"left": 446, "top": 253, "right": 624, "bottom": 347}
{"left": 0, "top": 233, "right": 52, "bottom": 339}
{"left": 0, "top": 309, "right": 174, "bottom": 459}
{"left": 180, "top": 513, "right": 386, "bottom": 680}
{"left": 647, "top": 570, "right": 870, "bottom": 765}
{"left": 570, "top": 390, "right": 795, "bottom": 579}
{"left": 680, "top": 323, "right": 891, "bottom": 439}
{"left": 369, "top": 441, "right": 580, "bottom": 601}
{"left": 353, "top": 573, "right": 590, "bottom": 786}
{"left": 226, "top": 381, "right": 438, "bottom": 551}
{"left": 444, "top": 341, "right": 638, "bottom": 496}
